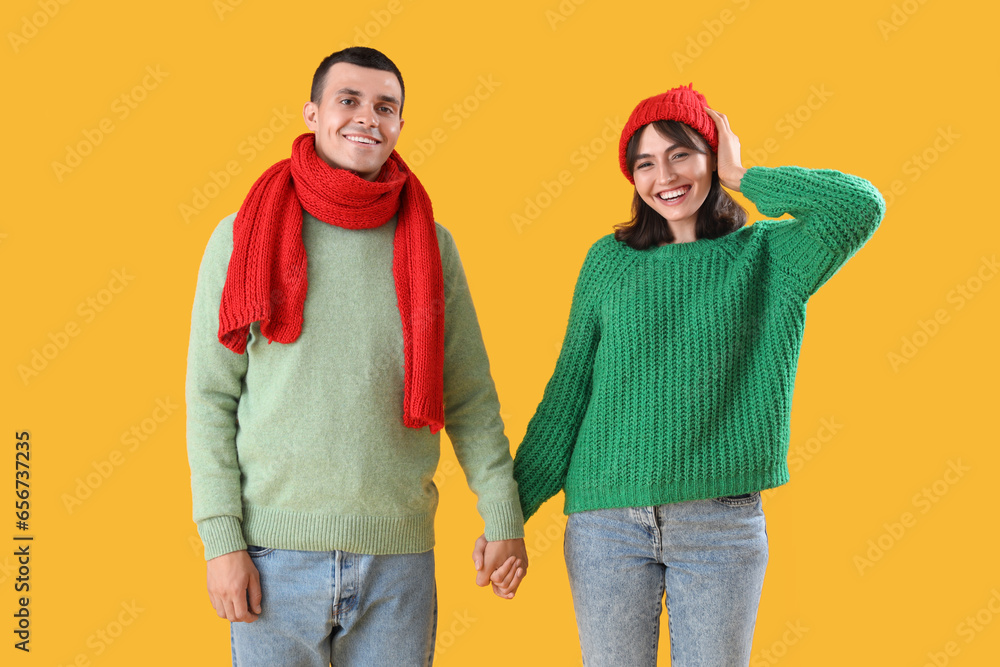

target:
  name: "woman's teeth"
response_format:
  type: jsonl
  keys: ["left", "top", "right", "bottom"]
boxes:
{"left": 658, "top": 186, "right": 689, "bottom": 201}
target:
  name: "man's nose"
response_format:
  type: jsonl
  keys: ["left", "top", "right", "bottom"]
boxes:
{"left": 353, "top": 104, "right": 378, "bottom": 127}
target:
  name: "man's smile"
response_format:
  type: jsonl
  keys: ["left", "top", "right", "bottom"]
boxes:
{"left": 342, "top": 133, "right": 381, "bottom": 146}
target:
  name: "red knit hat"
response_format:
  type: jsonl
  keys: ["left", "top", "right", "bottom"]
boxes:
{"left": 618, "top": 83, "right": 717, "bottom": 184}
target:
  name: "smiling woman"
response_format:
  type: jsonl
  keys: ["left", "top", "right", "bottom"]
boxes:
{"left": 629, "top": 121, "right": 725, "bottom": 244}
{"left": 617, "top": 101, "right": 747, "bottom": 248}
{"left": 485, "top": 82, "right": 887, "bottom": 666}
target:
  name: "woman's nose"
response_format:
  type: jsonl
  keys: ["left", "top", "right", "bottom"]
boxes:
{"left": 656, "top": 164, "right": 676, "bottom": 183}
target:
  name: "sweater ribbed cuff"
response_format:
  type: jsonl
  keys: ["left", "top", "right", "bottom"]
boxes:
{"left": 197, "top": 515, "right": 247, "bottom": 561}
{"left": 480, "top": 500, "right": 525, "bottom": 541}
{"left": 739, "top": 165, "right": 770, "bottom": 208}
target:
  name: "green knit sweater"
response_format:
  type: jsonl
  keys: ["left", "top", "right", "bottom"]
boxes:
{"left": 512, "top": 165, "right": 886, "bottom": 521}
{"left": 186, "top": 212, "right": 524, "bottom": 560}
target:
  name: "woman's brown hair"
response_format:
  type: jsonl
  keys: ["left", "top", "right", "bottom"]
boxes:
{"left": 614, "top": 120, "right": 747, "bottom": 250}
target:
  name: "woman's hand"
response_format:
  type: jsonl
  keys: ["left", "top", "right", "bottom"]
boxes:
{"left": 472, "top": 533, "right": 527, "bottom": 599}
{"left": 704, "top": 106, "right": 747, "bottom": 192}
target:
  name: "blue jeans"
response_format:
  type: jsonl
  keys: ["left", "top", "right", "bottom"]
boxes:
{"left": 564, "top": 494, "right": 768, "bottom": 666}
{"left": 230, "top": 546, "right": 437, "bottom": 666}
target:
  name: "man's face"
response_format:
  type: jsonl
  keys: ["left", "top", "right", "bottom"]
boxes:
{"left": 302, "top": 62, "right": 404, "bottom": 181}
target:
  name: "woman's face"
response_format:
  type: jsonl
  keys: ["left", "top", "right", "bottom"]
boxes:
{"left": 632, "top": 124, "right": 716, "bottom": 235}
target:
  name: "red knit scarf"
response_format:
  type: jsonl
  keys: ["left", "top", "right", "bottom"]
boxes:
{"left": 218, "top": 132, "right": 445, "bottom": 434}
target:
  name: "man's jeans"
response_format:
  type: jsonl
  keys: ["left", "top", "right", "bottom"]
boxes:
{"left": 564, "top": 494, "right": 769, "bottom": 666}
{"left": 230, "top": 546, "right": 436, "bottom": 666}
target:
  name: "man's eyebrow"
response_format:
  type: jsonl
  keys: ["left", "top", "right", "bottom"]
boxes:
{"left": 334, "top": 88, "right": 400, "bottom": 107}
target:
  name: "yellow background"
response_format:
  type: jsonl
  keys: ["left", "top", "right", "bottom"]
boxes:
{"left": 3, "top": 0, "right": 998, "bottom": 664}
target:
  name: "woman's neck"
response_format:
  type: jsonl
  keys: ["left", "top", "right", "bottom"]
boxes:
{"left": 660, "top": 222, "right": 698, "bottom": 245}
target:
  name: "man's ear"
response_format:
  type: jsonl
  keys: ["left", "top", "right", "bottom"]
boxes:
{"left": 302, "top": 101, "right": 318, "bottom": 131}
{"left": 399, "top": 118, "right": 405, "bottom": 133}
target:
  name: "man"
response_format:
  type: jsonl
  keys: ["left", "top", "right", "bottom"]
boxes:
{"left": 186, "top": 47, "right": 527, "bottom": 666}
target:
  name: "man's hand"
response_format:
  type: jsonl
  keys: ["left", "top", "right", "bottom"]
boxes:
{"left": 472, "top": 534, "right": 527, "bottom": 599}
{"left": 206, "top": 550, "right": 262, "bottom": 623}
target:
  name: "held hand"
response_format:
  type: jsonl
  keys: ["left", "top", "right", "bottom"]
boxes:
{"left": 704, "top": 106, "right": 747, "bottom": 192}
{"left": 206, "top": 550, "right": 262, "bottom": 623}
{"left": 472, "top": 533, "right": 528, "bottom": 599}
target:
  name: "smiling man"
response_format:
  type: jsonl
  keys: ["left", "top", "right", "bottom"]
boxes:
{"left": 185, "top": 47, "right": 527, "bottom": 666}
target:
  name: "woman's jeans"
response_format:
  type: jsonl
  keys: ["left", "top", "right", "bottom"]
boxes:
{"left": 564, "top": 493, "right": 768, "bottom": 666}
{"left": 230, "top": 546, "right": 436, "bottom": 666}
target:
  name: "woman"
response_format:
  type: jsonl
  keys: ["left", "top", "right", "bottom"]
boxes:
{"left": 476, "top": 83, "right": 886, "bottom": 665}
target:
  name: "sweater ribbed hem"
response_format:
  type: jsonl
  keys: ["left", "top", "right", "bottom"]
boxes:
{"left": 198, "top": 515, "right": 247, "bottom": 560}
{"left": 480, "top": 500, "right": 526, "bottom": 541}
{"left": 241, "top": 505, "right": 435, "bottom": 555}
{"left": 563, "top": 465, "right": 790, "bottom": 515}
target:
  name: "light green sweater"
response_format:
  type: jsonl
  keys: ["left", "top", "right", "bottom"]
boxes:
{"left": 186, "top": 211, "right": 524, "bottom": 560}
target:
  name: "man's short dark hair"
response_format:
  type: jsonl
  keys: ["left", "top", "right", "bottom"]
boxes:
{"left": 310, "top": 47, "right": 405, "bottom": 114}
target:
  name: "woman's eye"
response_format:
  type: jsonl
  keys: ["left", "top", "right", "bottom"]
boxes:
{"left": 672, "top": 152, "right": 688, "bottom": 159}
{"left": 637, "top": 161, "right": 652, "bottom": 169}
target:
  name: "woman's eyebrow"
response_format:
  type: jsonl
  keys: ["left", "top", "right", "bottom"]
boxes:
{"left": 636, "top": 144, "right": 683, "bottom": 160}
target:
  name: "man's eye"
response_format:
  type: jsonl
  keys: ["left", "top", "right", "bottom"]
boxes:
{"left": 339, "top": 98, "right": 354, "bottom": 105}
{"left": 378, "top": 106, "right": 394, "bottom": 114}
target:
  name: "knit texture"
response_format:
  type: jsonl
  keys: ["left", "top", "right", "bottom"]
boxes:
{"left": 219, "top": 132, "right": 445, "bottom": 433}
{"left": 188, "top": 212, "right": 524, "bottom": 560}
{"left": 619, "top": 83, "right": 718, "bottom": 183}
{"left": 512, "top": 165, "right": 886, "bottom": 522}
